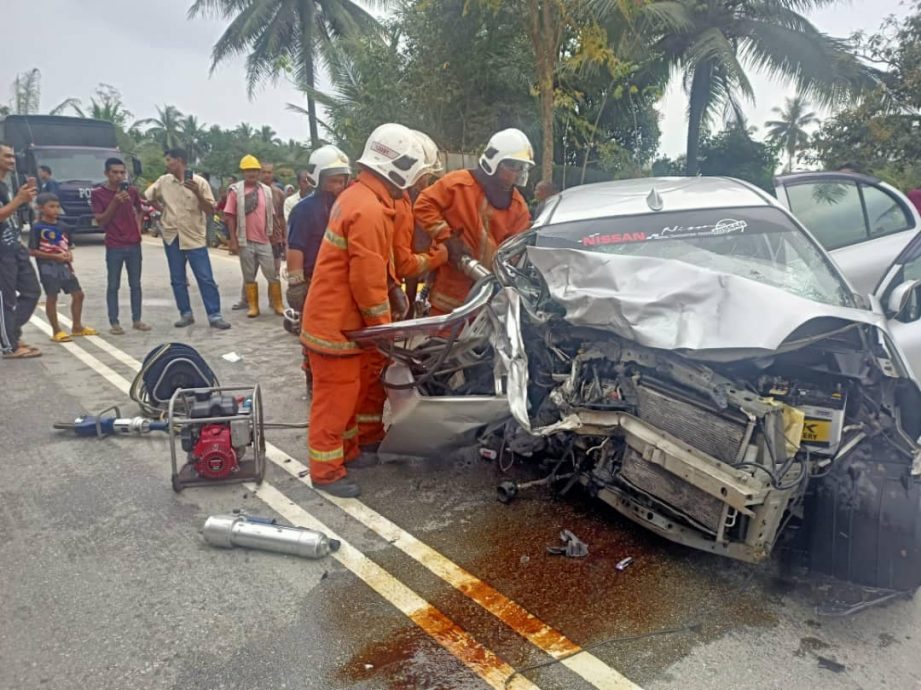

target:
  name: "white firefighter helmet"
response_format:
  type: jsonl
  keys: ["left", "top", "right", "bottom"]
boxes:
{"left": 478, "top": 128, "right": 535, "bottom": 186}
{"left": 411, "top": 130, "right": 443, "bottom": 176}
{"left": 306, "top": 145, "right": 351, "bottom": 188}
{"left": 356, "top": 123, "right": 427, "bottom": 190}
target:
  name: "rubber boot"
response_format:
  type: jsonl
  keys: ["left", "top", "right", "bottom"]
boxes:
{"left": 268, "top": 281, "right": 285, "bottom": 316}
{"left": 245, "top": 282, "right": 260, "bottom": 318}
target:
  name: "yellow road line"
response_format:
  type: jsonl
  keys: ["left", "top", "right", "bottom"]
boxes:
{"left": 49, "top": 311, "right": 644, "bottom": 690}
{"left": 30, "top": 313, "right": 540, "bottom": 690}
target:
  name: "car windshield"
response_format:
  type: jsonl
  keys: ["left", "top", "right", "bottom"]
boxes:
{"left": 34, "top": 147, "right": 121, "bottom": 184}
{"left": 536, "top": 206, "right": 854, "bottom": 307}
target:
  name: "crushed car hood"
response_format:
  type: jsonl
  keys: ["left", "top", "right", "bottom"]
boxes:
{"left": 527, "top": 247, "right": 892, "bottom": 360}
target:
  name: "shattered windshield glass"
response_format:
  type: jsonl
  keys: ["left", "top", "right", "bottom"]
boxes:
{"left": 536, "top": 206, "right": 853, "bottom": 307}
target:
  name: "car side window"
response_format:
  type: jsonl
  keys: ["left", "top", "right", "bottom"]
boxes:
{"left": 785, "top": 181, "right": 867, "bottom": 251}
{"left": 861, "top": 184, "right": 912, "bottom": 237}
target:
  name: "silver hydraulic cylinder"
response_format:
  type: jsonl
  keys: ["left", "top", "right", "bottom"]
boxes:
{"left": 203, "top": 514, "right": 341, "bottom": 559}
{"left": 458, "top": 255, "right": 491, "bottom": 281}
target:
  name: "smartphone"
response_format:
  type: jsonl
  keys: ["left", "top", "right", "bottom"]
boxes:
{"left": 119, "top": 181, "right": 130, "bottom": 192}
{"left": 183, "top": 169, "right": 193, "bottom": 182}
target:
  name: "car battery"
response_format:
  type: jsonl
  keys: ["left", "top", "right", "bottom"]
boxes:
{"left": 768, "top": 382, "right": 846, "bottom": 456}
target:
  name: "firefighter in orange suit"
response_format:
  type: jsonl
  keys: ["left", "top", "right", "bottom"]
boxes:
{"left": 300, "top": 123, "right": 427, "bottom": 498}
{"left": 354, "top": 131, "right": 447, "bottom": 451}
{"left": 414, "top": 128, "right": 534, "bottom": 315}
{"left": 393, "top": 131, "right": 448, "bottom": 283}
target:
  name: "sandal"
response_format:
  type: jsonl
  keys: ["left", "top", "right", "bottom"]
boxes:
{"left": 71, "top": 326, "right": 98, "bottom": 337}
{"left": 3, "top": 345, "right": 42, "bottom": 359}
{"left": 51, "top": 331, "right": 73, "bottom": 343}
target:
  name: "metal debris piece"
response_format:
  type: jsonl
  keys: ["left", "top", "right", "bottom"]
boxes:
{"left": 298, "top": 469, "right": 310, "bottom": 478}
{"left": 615, "top": 557, "right": 634, "bottom": 571}
{"left": 816, "top": 656, "right": 846, "bottom": 673}
{"left": 546, "top": 529, "right": 588, "bottom": 558}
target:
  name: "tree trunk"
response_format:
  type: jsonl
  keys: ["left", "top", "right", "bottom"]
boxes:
{"left": 540, "top": 76, "right": 554, "bottom": 183}
{"left": 528, "top": 0, "right": 560, "bottom": 185}
{"left": 302, "top": 25, "right": 320, "bottom": 148}
{"left": 685, "top": 64, "right": 713, "bottom": 176}
{"left": 306, "top": 92, "right": 319, "bottom": 148}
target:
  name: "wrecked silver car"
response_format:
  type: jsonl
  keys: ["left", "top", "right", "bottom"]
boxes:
{"left": 352, "top": 177, "right": 921, "bottom": 592}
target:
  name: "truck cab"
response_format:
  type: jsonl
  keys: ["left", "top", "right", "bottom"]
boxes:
{"left": 0, "top": 115, "right": 140, "bottom": 234}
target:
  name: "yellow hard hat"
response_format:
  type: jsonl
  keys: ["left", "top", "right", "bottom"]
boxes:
{"left": 239, "top": 154, "right": 261, "bottom": 170}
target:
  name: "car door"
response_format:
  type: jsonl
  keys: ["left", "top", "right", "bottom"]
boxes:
{"left": 874, "top": 229, "right": 921, "bottom": 378}
{"left": 775, "top": 173, "right": 920, "bottom": 297}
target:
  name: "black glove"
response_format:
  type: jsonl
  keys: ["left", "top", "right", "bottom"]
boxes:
{"left": 444, "top": 230, "right": 470, "bottom": 266}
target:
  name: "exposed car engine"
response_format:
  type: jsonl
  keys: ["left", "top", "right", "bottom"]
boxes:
{"left": 351, "top": 186, "right": 921, "bottom": 592}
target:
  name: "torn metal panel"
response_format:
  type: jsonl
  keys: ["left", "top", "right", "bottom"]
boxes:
{"left": 379, "top": 363, "right": 510, "bottom": 456}
{"left": 526, "top": 246, "right": 893, "bottom": 359}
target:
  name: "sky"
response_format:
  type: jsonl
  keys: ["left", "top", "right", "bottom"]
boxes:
{"left": 1, "top": 0, "right": 912, "bottom": 158}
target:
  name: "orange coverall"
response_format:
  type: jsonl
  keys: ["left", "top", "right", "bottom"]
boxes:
{"left": 414, "top": 170, "right": 530, "bottom": 314}
{"left": 353, "top": 192, "right": 450, "bottom": 448}
{"left": 301, "top": 170, "right": 395, "bottom": 484}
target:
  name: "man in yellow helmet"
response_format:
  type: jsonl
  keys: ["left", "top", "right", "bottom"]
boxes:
{"left": 222, "top": 154, "right": 285, "bottom": 317}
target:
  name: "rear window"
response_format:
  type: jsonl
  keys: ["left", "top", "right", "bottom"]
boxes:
{"left": 535, "top": 206, "right": 853, "bottom": 307}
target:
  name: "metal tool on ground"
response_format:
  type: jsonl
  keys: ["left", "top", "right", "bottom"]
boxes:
{"left": 202, "top": 513, "right": 340, "bottom": 559}
{"left": 615, "top": 556, "right": 634, "bottom": 571}
{"left": 53, "top": 405, "right": 169, "bottom": 438}
{"left": 169, "top": 385, "right": 267, "bottom": 492}
{"left": 546, "top": 529, "right": 589, "bottom": 558}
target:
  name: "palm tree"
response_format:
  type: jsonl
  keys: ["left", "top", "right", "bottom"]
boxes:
{"left": 188, "top": 0, "right": 384, "bottom": 147}
{"left": 137, "top": 105, "right": 186, "bottom": 150}
{"left": 49, "top": 98, "right": 81, "bottom": 116}
{"left": 180, "top": 115, "right": 210, "bottom": 164}
{"left": 603, "top": 0, "right": 879, "bottom": 175}
{"left": 258, "top": 125, "right": 281, "bottom": 145}
{"left": 10, "top": 68, "right": 41, "bottom": 114}
{"left": 765, "top": 95, "right": 818, "bottom": 172}
{"left": 234, "top": 122, "right": 255, "bottom": 141}
{"left": 62, "top": 85, "right": 134, "bottom": 128}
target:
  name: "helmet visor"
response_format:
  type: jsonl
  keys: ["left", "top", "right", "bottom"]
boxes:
{"left": 499, "top": 159, "right": 531, "bottom": 187}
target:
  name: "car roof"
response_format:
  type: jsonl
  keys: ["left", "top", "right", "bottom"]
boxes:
{"left": 544, "top": 176, "right": 779, "bottom": 224}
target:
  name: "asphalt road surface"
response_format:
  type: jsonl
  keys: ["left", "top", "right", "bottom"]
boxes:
{"left": 1, "top": 233, "right": 919, "bottom": 690}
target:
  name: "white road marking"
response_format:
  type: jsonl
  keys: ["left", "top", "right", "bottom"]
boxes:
{"left": 30, "top": 313, "right": 540, "bottom": 690}
{"left": 47, "top": 311, "right": 644, "bottom": 689}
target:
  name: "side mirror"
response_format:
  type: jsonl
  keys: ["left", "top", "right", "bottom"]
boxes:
{"left": 132, "top": 158, "right": 142, "bottom": 177}
{"left": 887, "top": 279, "right": 921, "bottom": 321}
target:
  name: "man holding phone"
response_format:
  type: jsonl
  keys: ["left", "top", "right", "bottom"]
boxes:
{"left": 91, "top": 157, "right": 150, "bottom": 335}
{"left": 0, "top": 142, "right": 41, "bottom": 359}
{"left": 145, "top": 148, "right": 230, "bottom": 330}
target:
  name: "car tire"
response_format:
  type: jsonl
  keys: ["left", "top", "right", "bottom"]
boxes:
{"left": 805, "top": 439, "right": 921, "bottom": 591}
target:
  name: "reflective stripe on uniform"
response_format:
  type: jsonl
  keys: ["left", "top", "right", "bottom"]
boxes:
{"left": 323, "top": 227, "right": 348, "bottom": 250}
{"left": 356, "top": 413, "right": 383, "bottom": 424}
{"left": 430, "top": 290, "right": 465, "bottom": 313}
{"left": 360, "top": 301, "right": 390, "bottom": 319}
{"left": 425, "top": 221, "right": 449, "bottom": 238}
{"left": 343, "top": 425, "right": 360, "bottom": 440}
{"left": 309, "top": 446, "right": 344, "bottom": 462}
{"left": 301, "top": 330, "right": 361, "bottom": 353}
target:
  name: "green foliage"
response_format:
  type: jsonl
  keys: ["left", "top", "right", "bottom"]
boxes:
{"left": 617, "top": 0, "right": 880, "bottom": 174}
{"left": 764, "top": 95, "right": 818, "bottom": 172}
{"left": 308, "top": 0, "right": 663, "bottom": 186}
{"left": 812, "top": 1, "right": 921, "bottom": 189}
{"left": 697, "top": 121, "right": 780, "bottom": 191}
{"left": 10, "top": 68, "right": 41, "bottom": 114}
{"left": 189, "top": 0, "right": 384, "bottom": 146}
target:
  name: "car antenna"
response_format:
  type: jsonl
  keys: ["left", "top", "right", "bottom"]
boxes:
{"left": 646, "top": 186, "right": 664, "bottom": 212}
